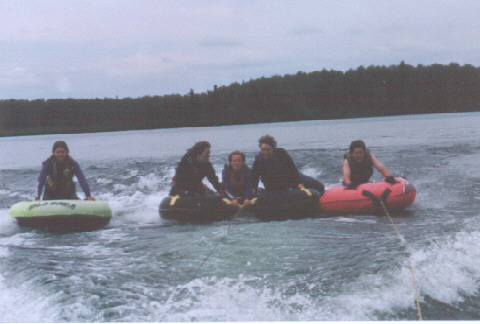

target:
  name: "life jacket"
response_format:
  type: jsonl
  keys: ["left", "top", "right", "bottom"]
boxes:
{"left": 227, "top": 165, "right": 247, "bottom": 197}
{"left": 344, "top": 148, "right": 374, "bottom": 185}
{"left": 44, "top": 156, "right": 77, "bottom": 199}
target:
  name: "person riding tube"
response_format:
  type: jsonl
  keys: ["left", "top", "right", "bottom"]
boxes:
{"left": 343, "top": 140, "right": 396, "bottom": 190}
{"left": 252, "top": 135, "right": 305, "bottom": 192}
{"left": 169, "top": 141, "right": 226, "bottom": 197}
{"left": 36, "top": 141, "right": 95, "bottom": 201}
{"left": 222, "top": 150, "right": 254, "bottom": 207}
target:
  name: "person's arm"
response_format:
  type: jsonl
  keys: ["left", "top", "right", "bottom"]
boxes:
{"left": 35, "top": 162, "right": 49, "bottom": 200}
{"left": 74, "top": 161, "right": 94, "bottom": 200}
{"left": 251, "top": 156, "right": 261, "bottom": 191}
{"left": 278, "top": 149, "right": 302, "bottom": 188}
{"left": 206, "top": 163, "right": 224, "bottom": 192}
{"left": 243, "top": 169, "right": 254, "bottom": 200}
{"left": 342, "top": 159, "right": 352, "bottom": 185}
{"left": 371, "top": 154, "right": 396, "bottom": 184}
{"left": 342, "top": 159, "right": 359, "bottom": 189}
{"left": 221, "top": 168, "right": 235, "bottom": 199}
{"left": 371, "top": 154, "right": 390, "bottom": 177}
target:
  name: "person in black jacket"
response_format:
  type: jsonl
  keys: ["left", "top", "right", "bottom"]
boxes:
{"left": 169, "top": 141, "right": 225, "bottom": 197}
{"left": 252, "top": 135, "right": 306, "bottom": 192}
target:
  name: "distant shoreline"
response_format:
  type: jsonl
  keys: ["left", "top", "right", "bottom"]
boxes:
{"left": 2, "top": 62, "right": 480, "bottom": 137}
{"left": 2, "top": 111, "right": 477, "bottom": 138}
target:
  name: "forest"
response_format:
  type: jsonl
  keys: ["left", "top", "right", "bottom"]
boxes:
{"left": 1, "top": 62, "right": 480, "bottom": 137}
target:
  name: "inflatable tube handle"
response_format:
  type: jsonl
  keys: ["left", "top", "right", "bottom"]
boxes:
{"left": 170, "top": 195, "right": 180, "bottom": 206}
{"left": 222, "top": 198, "right": 232, "bottom": 205}
{"left": 381, "top": 188, "right": 392, "bottom": 203}
{"left": 300, "top": 188, "right": 312, "bottom": 197}
{"left": 362, "top": 188, "right": 392, "bottom": 207}
{"left": 361, "top": 190, "right": 381, "bottom": 206}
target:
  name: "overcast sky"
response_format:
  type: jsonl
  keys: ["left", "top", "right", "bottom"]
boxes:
{"left": 1, "top": 0, "right": 480, "bottom": 100}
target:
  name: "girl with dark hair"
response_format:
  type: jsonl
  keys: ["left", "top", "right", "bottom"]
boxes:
{"left": 169, "top": 141, "right": 225, "bottom": 197}
{"left": 221, "top": 150, "right": 253, "bottom": 207}
{"left": 36, "top": 141, "right": 95, "bottom": 200}
{"left": 343, "top": 140, "right": 395, "bottom": 189}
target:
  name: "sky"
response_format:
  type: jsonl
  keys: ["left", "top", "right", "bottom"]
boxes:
{"left": 1, "top": 0, "right": 480, "bottom": 100}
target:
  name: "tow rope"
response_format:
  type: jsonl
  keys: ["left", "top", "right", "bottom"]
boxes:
{"left": 362, "top": 189, "right": 423, "bottom": 320}
{"left": 193, "top": 204, "right": 242, "bottom": 277}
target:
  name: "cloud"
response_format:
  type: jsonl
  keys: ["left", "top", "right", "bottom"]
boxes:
{"left": 96, "top": 53, "right": 186, "bottom": 77}
{"left": 2, "top": 0, "right": 480, "bottom": 99}
{"left": 56, "top": 76, "right": 74, "bottom": 94}
{"left": 291, "top": 27, "right": 323, "bottom": 36}
{"left": 198, "top": 37, "right": 242, "bottom": 48}
{"left": 0, "top": 66, "right": 38, "bottom": 86}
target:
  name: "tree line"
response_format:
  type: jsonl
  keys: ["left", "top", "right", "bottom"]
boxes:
{"left": 1, "top": 62, "right": 480, "bottom": 137}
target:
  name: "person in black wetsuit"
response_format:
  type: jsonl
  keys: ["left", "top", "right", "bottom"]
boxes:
{"left": 343, "top": 140, "right": 395, "bottom": 189}
{"left": 169, "top": 141, "right": 225, "bottom": 197}
{"left": 251, "top": 135, "right": 306, "bottom": 193}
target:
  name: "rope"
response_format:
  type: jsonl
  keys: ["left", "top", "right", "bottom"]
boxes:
{"left": 379, "top": 201, "right": 424, "bottom": 321}
{"left": 192, "top": 207, "right": 241, "bottom": 277}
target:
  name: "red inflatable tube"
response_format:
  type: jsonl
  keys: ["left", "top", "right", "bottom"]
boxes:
{"left": 319, "top": 177, "right": 416, "bottom": 215}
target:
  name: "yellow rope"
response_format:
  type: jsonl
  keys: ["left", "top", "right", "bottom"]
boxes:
{"left": 380, "top": 202, "right": 423, "bottom": 320}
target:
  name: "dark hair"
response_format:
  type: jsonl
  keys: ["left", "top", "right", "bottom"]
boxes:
{"left": 52, "top": 141, "right": 69, "bottom": 153}
{"left": 258, "top": 135, "right": 277, "bottom": 148}
{"left": 228, "top": 150, "right": 246, "bottom": 163}
{"left": 349, "top": 140, "right": 367, "bottom": 154}
{"left": 188, "top": 141, "right": 211, "bottom": 157}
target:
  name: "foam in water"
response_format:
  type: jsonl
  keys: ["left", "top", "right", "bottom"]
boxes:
{"left": 0, "top": 209, "right": 20, "bottom": 236}
{"left": 0, "top": 273, "right": 58, "bottom": 322}
{"left": 95, "top": 167, "right": 176, "bottom": 225}
{"left": 152, "top": 275, "right": 295, "bottom": 322}
{"left": 414, "top": 230, "right": 480, "bottom": 304}
{"left": 300, "top": 166, "right": 323, "bottom": 179}
{"left": 146, "top": 229, "right": 480, "bottom": 321}
{"left": 0, "top": 235, "right": 59, "bottom": 322}
{"left": 135, "top": 266, "right": 417, "bottom": 321}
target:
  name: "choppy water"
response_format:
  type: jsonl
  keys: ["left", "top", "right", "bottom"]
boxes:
{"left": 1, "top": 112, "right": 480, "bottom": 321}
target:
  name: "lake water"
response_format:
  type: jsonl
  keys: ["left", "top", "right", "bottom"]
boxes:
{"left": 0, "top": 112, "right": 479, "bottom": 321}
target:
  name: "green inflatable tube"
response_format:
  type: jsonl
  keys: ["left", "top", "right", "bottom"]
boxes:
{"left": 9, "top": 200, "right": 112, "bottom": 232}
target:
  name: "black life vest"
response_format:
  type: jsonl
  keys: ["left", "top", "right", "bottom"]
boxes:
{"left": 44, "top": 156, "right": 76, "bottom": 199}
{"left": 227, "top": 166, "right": 247, "bottom": 197}
{"left": 344, "top": 149, "right": 374, "bottom": 185}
